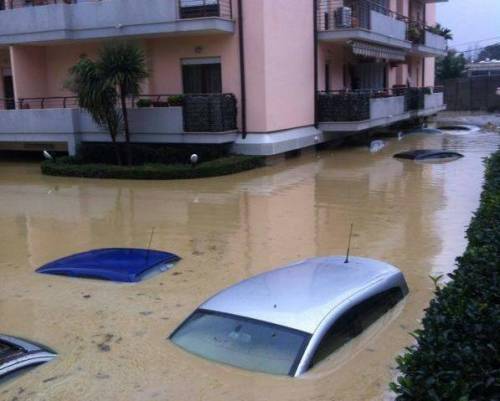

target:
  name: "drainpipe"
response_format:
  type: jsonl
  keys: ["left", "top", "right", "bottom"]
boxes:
{"left": 313, "top": 0, "right": 319, "bottom": 128}
{"left": 237, "top": 0, "right": 247, "bottom": 139}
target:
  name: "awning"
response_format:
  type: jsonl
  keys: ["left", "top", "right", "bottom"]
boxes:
{"left": 350, "top": 41, "right": 406, "bottom": 61}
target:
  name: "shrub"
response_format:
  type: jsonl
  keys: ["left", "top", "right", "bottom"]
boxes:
{"left": 41, "top": 155, "right": 265, "bottom": 180}
{"left": 76, "top": 143, "right": 230, "bottom": 166}
{"left": 168, "top": 95, "right": 184, "bottom": 107}
{"left": 391, "top": 151, "right": 500, "bottom": 401}
{"left": 136, "top": 98, "right": 152, "bottom": 108}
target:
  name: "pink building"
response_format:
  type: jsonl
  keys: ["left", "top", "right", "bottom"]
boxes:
{"left": 0, "top": 0, "right": 447, "bottom": 155}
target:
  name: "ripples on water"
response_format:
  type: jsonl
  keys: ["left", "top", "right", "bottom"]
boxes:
{"left": 0, "top": 128, "right": 499, "bottom": 401}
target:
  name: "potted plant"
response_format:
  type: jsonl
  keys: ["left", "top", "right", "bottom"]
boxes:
{"left": 136, "top": 98, "right": 152, "bottom": 108}
{"left": 168, "top": 95, "right": 184, "bottom": 107}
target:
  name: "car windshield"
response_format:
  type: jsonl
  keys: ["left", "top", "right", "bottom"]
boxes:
{"left": 0, "top": 341, "right": 23, "bottom": 362}
{"left": 170, "top": 310, "right": 310, "bottom": 376}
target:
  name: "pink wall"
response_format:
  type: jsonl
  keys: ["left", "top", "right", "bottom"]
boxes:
{"left": 238, "top": 0, "right": 316, "bottom": 132}
{"left": 10, "top": 46, "right": 48, "bottom": 103}
{"left": 146, "top": 35, "right": 240, "bottom": 97}
{"left": 318, "top": 43, "right": 345, "bottom": 91}
{"left": 260, "top": 0, "right": 315, "bottom": 132}
{"left": 242, "top": 0, "right": 268, "bottom": 132}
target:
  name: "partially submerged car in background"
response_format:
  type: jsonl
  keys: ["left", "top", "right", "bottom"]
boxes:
{"left": 0, "top": 335, "right": 56, "bottom": 379}
{"left": 36, "top": 248, "right": 181, "bottom": 283}
{"left": 394, "top": 149, "right": 464, "bottom": 162}
{"left": 170, "top": 256, "right": 408, "bottom": 377}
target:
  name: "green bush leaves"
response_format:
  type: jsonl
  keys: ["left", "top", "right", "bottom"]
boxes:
{"left": 41, "top": 155, "right": 265, "bottom": 180}
{"left": 391, "top": 151, "right": 500, "bottom": 401}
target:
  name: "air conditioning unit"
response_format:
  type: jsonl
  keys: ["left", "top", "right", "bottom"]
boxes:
{"left": 335, "top": 7, "right": 352, "bottom": 28}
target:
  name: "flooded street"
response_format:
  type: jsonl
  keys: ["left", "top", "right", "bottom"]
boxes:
{"left": 1, "top": 128, "right": 499, "bottom": 401}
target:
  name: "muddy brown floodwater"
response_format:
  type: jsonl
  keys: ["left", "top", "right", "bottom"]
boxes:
{"left": 0, "top": 128, "right": 499, "bottom": 401}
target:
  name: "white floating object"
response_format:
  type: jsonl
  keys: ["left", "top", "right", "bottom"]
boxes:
{"left": 369, "top": 140, "right": 385, "bottom": 153}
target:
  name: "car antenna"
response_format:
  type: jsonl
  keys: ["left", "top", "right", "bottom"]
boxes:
{"left": 145, "top": 227, "right": 155, "bottom": 265}
{"left": 344, "top": 224, "right": 354, "bottom": 264}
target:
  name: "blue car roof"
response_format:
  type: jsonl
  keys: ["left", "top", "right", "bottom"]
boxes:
{"left": 36, "top": 248, "right": 181, "bottom": 283}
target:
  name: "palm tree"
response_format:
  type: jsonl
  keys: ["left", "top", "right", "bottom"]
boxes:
{"left": 433, "top": 23, "right": 453, "bottom": 41}
{"left": 97, "top": 42, "right": 148, "bottom": 166}
{"left": 67, "top": 57, "right": 123, "bottom": 165}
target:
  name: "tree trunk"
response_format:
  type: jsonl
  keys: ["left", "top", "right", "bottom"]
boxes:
{"left": 110, "top": 132, "right": 122, "bottom": 166}
{"left": 120, "top": 86, "right": 132, "bottom": 166}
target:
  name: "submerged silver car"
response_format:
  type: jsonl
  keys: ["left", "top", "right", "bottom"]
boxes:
{"left": 170, "top": 256, "right": 409, "bottom": 377}
{"left": 0, "top": 335, "right": 56, "bottom": 379}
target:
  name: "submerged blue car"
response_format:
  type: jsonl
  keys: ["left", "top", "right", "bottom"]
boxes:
{"left": 36, "top": 248, "right": 181, "bottom": 283}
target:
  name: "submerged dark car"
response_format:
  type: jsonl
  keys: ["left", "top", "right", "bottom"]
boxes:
{"left": 36, "top": 248, "right": 181, "bottom": 283}
{"left": 0, "top": 335, "right": 56, "bottom": 379}
{"left": 394, "top": 149, "right": 464, "bottom": 161}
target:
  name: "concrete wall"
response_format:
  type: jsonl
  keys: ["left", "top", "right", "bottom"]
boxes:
{"left": 370, "top": 11, "right": 407, "bottom": 42}
{"left": 0, "top": 107, "right": 185, "bottom": 135}
{"left": 424, "top": 92, "right": 444, "bottom": 110}
{"left": 0, "top": 107, "right": 186, "bottom": 154}
{"left": 425, "top": 31, "right": 447, "bottom": 52}
{"left": 0, "top": 0, "right": 234, "bottom": 45}
{"left": 370, "top": 96, "right": 406, "bottom": 120}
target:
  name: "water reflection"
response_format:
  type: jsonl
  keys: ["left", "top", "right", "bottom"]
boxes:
{"left": 0, "top": 129, "right": 499, "bottom": 401}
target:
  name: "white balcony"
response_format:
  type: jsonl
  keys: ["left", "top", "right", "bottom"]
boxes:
{"left": 411, "top": 31, "right": 447, "bottom": 57}
{"left": 318, "top": 2, "right": 411, "bottom": 51}
{"left": 318, "top": 93, "right": 409, "bottom": 132}
{"left": 0, "top": 94, "right": 238, "bottom": 154}
{"left": 0, "top": 0, "right": 234, "bottom": 46}
{"left": 418, "top": 92, "right": 446, "bottom": 116}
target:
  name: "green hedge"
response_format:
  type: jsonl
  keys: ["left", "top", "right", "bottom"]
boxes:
{"left": 41, "top": 155, "right": 265, "bottom": 180}
{"left": 77, "top": 143, "right": 230, "bottom": 166}
{"left": 391, "top": 151, "right": 500, "bottom": 401}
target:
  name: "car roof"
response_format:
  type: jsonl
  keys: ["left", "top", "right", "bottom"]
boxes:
{"left": 0, "top": 335, "right": 42, "bottom": 353}
{"left": 36, "top": 248, "right": 180, "bottom": 283}
{"left": 200, "top": 256, "right": 404, "bottom": 334}
{"left": 394, "top": 149, "right": 464, "bottom": 160}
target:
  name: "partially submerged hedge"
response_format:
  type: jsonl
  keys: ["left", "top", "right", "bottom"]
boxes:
{"left": 41, "top": 155, "right": 265, "bottom": 180}
{"left": 391, "top": 151, "right": 500, "bottom": 401}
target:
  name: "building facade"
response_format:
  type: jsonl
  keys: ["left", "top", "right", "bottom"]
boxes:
{"left": 0, "top": 0, "right": 447, "bottom": 156}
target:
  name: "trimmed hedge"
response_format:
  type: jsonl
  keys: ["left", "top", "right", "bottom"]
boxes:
{"left": 77, "top": 143, "right": 230, "bottom": 166}
{"left": 391, "top": 151, "right": 500, "bottom": 401}
{"left": 41, "top": 155, "right": 265, "bottom": 180}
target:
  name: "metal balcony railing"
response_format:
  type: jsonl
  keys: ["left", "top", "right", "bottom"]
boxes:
{"left": 1, "top": 93, "right": 237, "bottom": 133}
{"left": 178, "top": 0, "right": 232, "bottom": 19}
{"left": 317, "top": 0, "right": 406, "bottom": 32}
{"left": 316, "top": 0, "right": 447, "bottom": 45}
{"left": 3, "top": 0, "right": 75, "bottom": 9}
{"left": 317, "top": 87, "right": 443, "bottom": 122}
{"left": 2, "top": 0, "right": 233, "bottom": 20}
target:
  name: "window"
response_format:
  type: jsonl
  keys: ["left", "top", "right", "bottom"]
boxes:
{"left": 0, "top": 341, "right": 22, "bottom": 363}
{"left": 310, "top": 288, "right": 404, "bottom": 368}
{"left": 182, "top": 58, "right": 222, "bottom": 94}
{"left": 170, "top": 310, "right": 311, "bottom": 376}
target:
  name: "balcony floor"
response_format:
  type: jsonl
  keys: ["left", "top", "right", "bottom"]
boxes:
{"left": 318, "top": 28, "right": 412, "bottom": 50}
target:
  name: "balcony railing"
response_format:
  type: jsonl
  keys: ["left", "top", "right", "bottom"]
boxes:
{"left": 0, "top": 93, "right": 237, "bottom": 133}
{"left": 2, "top": 0, "right": 233, "bottom": 20}
{"left": 317, "top": 0, "right": 407, "bottom": 33}
{"left": 178, "top": 0, "right": 232, "bottom": 19}
{"left": 318, "top": 87, "right": 443, "bottom": 122}
{"left": 3, "top": 0, "right": 75, "bottom": 9}
{"left": 317, "top": 0, "right": 447, "bottom": 47}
